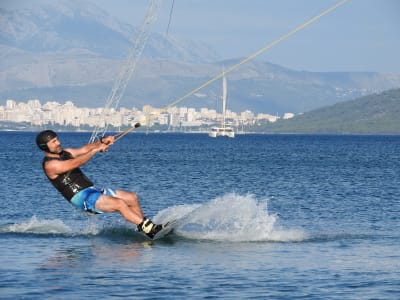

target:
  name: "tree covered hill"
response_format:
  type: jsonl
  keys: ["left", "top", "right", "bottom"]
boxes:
{"left": 263, "top": 88, "right": 400, "bottom": 134}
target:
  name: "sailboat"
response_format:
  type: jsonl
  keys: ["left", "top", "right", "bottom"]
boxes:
{"left": 209, "top": 74, "right": 235, "bottom": 138}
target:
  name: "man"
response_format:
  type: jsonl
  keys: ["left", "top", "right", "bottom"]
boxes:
{"left": 36, "top": 129, "right": 163, "bottom": 239}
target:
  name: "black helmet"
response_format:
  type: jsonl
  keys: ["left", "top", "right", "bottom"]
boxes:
{"left": 36, "top": 130, "right": 57, "bottom": 152}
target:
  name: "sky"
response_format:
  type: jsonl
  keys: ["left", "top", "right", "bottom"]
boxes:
{"left": 90, "top": 0, "right": 400, "bottom": 73}
{"left": 1, "top": 0, "right": 399, "bottom": 73}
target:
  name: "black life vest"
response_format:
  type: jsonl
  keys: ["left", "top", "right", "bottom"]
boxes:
{"left": 42, "top": 150, "right": 93, "bottom": 201}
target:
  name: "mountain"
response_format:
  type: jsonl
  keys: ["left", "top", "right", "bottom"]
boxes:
{"left": 262, "top": 88, "right": 400, "bottom": 134}
{"left": 1, "top": 0, "right": 400, "bottom": 114}
{"left": 0, "top": 0, "right": 219, "bottom": 61}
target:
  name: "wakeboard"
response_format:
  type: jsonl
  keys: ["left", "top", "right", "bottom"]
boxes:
{"left": 142, "top": 220, "right": 177, "bottom": 240}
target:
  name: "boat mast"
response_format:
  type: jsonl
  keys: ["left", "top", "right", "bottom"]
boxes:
{"left": 222, "top": 73, "right": 227, "bottom": 129}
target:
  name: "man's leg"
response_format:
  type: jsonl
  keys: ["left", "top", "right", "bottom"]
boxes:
{"left": 94, "top": 193, "right": 163, "bottom": 238}
{"left": 95, "top": 194, "right": 143, "bottom": 225}
{"left": 114, "top": 190, "right": 144, "bottom": 219}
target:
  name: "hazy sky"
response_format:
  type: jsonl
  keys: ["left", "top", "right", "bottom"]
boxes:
{"left": 90, "top": 0, "right": 400, "bottom": 73}
{"left": 2, "top": 0, "right": 399, "bottom": 73}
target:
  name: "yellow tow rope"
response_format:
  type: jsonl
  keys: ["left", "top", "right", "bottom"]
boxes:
{"left": 114, "top": 0, "right": 350, "bottom": 142}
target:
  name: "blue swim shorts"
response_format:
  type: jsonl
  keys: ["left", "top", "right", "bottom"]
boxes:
{"left": 70, "top": 186, "right": 116, "bottom": 214}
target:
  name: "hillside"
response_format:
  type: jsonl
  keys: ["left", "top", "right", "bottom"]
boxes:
{"left": 1, "top": 0, "right": 400, "bottom": 114}
{"left": 262, "top": 88, "right": 400, "bottom": 134}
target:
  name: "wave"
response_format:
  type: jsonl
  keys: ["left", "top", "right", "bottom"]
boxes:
{"left": 0, "top": 216, "right": 101, "bottom": 236}
{"left": 153, "top": 193, "right": 307, "bottom": 242}
{"left": 0, "top": 194, "right": 307, "bottom": 242}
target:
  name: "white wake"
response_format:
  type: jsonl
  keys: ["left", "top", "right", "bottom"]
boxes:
{"left": 153, "top": 193, "right": 306, "bottom": 242}
{"left": 2, "top": 194, "right": 306, "bottom": 242}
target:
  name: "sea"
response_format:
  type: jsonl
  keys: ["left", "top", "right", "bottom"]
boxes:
{"left": 0, "top": 131, "right": 399, "bottom": 299}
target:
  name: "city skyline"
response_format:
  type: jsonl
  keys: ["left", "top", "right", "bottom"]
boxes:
{"left": 0, "top": 98, "right": 293, "bottom": 130}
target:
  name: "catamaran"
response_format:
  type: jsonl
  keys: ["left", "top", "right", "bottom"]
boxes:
{"left": 209, "top": 74, "right": 235, "bottom": 138}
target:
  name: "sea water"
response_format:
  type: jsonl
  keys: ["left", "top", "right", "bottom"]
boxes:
{"left": 0, "top": 132, "right": 399, "bottom": 299}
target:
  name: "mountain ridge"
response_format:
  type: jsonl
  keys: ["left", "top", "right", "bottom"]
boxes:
{"left": 1, "top": 0, "right": 400, "bottom": 114}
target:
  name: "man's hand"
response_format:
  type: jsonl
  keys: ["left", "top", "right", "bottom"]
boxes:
{"left": 100, "top": 136, "right": 115, "bottom": 145}
{"left": 98, "top": 142, "right": 110, "bottom": 152}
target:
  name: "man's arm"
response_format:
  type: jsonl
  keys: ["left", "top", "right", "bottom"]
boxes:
{"left": 68, "top": 136, "right": 114, "bottom": 158}
{"left": 44, "top": 142, "right": 109, "bottom": 179}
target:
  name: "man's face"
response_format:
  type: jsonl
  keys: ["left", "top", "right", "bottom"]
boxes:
{"left": 47, "top": 136, "right": 62, "bottom": 154}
